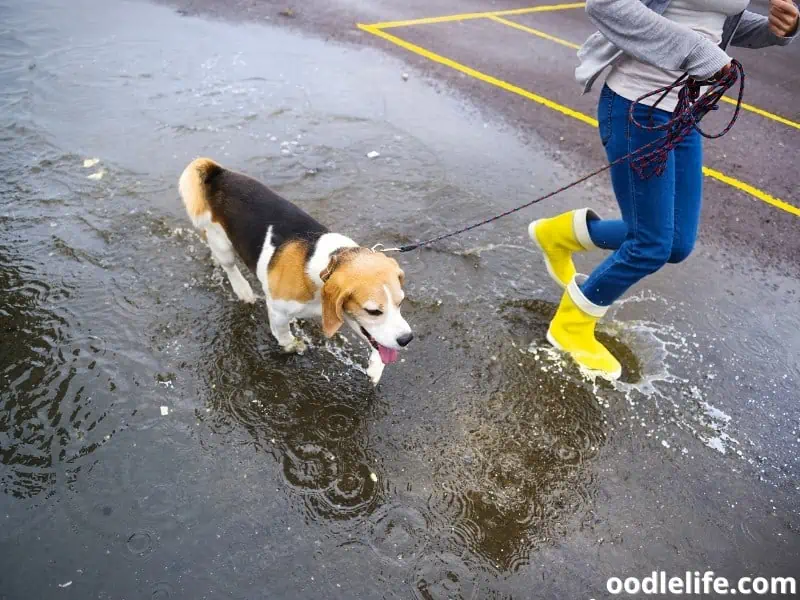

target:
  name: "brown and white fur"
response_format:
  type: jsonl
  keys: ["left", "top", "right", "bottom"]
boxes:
{"left": 178, "top": 157, "right": 413, "bottom": 385}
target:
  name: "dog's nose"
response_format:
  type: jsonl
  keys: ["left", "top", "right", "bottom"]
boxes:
{"left": 396, "top": 332, "right": 414, "bottom": 347}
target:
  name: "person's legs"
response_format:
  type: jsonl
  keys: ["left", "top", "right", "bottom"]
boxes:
{"left": 547, "top": 86, "right": 677, "bottom": 378}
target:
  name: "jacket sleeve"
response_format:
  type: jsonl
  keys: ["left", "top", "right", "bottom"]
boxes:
{"left": 585, "top": 0, "right": 731, "bottom": 79}
{"left": 730, "top": 10, "right": 797, "bottom": 48}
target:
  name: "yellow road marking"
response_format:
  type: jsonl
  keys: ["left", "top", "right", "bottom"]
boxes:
{"left": 489, "top": 15, "right": 800, "bottom": 130}
{"left": 358, "top": 24, "right": 799, "bottom": 217}
{"left": 489, "top": 15, "right": 580, "bottom": 50}
{"left": 359, "top": 24, "right": 596, "bottom": 126}
{"left": 724, "top": 96, "right": 800, "bottom": 129}
{"left": 702, "top": 167, "right": 800, "bottom": 216}
{"left": 368, "top": 2, "right": 585, "bottom": 29}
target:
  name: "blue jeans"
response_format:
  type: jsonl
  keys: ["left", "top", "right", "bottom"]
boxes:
{"left": 580, "top": 84, "right": 703, "bottom": 307}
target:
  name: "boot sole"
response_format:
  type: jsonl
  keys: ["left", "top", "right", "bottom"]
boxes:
{"left": 528, "top": 220, "right": 567, "bottom": 290}
{"left": 546, "top": 329, "right": 622, "bottom": 381}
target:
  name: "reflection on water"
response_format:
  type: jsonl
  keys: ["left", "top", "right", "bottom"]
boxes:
{"left": 0, "top": 246, "right": 71, "bottom": 499}
{"left": 196, "top": 313, "right": 383, "bottom": 527}
{"left": 420, "top": 300, "right": 608, "bottom": 574}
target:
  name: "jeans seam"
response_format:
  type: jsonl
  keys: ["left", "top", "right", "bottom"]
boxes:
{"left": 625, "top": 105, "right": 639, "bottom": 241}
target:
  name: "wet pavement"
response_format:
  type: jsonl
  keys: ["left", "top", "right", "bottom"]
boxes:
{"left": 1, "top": 0, "right": 798, "bottom": 598}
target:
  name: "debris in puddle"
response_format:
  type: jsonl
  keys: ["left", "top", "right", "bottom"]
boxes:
{"left": 705, "top": 437, "right": 726, "bottom": 454}
{"left": 402, "top": 72, "right": 409, "bottom": 81}
{"left": 278, "top": 8, "right": 295, "bottom": 18}
{"left": 370, "top": 472, "right": 378, "bottom": 483}
{"left": 82, "top": 158, "right": 100, "bottom": 168}
{"left": 87, "top": 170, "right": 105, "bottom": 180}
{"left": 58, "top": 582, "right": 73, "bottom": 588}
{"left": 160, "top": 406, "right": 169, "bottom": 416}
{"left": 366, "top": 150, "right": 381, "bottom": 159}
{"left": 661, "top": 440, "right": 671, "bottom": 449}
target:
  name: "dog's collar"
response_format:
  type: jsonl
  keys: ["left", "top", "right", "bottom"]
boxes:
{"left": 320, "top": 247, "right": 354, "bottom": 283}
{"left": 320, "top": 244, "right": 388, "bottom": 283}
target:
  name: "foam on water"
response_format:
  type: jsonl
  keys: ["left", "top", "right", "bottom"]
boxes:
{"left": 526, "top": 306, "right": 748, "bottom": 463}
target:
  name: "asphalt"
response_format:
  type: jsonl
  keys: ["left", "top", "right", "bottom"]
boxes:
{"left": 1, "top": 0, "right": 799, "bottom": 599}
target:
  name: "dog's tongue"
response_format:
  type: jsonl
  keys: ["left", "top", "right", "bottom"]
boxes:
{"left": 378, "top": 344, "right": 399, "bottom": 365}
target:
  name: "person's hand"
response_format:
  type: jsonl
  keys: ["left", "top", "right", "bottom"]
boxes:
{"left": 769, "top": 0, "right": 799, "bottom": 37}
{"left": 712, "top": 62, "right": 733, "bottom": 80}
{"left": 691, "top": 61, "right": 732, "bottom": 86}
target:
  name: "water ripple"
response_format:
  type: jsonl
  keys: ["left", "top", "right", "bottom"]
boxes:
{"left": 369, "top": 503, "right": 431, "bottom": 567}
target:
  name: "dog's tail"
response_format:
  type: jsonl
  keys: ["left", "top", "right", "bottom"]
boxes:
{"left": 179, "top": 157, "right": 223, "bottom": 226}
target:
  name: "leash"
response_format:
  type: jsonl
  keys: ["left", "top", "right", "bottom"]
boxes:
{"left": 383, "top": 60, "right": 744, "bottom": 254}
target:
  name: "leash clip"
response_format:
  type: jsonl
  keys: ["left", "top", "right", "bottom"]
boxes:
{"left": 371, "top": 243, "right": 401, "bottom": 254}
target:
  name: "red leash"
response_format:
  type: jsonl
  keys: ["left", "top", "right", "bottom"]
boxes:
{"left": 629, "top": 59, "right": 744, "bottom": 178}
{"left": 390, "top": 60, "right": 744, "bottom": 254}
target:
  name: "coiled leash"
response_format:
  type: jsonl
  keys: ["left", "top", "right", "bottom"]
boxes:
{"left": 384, "top": 59, "right": 744, "bottom": 254}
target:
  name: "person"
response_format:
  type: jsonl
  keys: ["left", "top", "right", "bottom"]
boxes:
{"left": 529, "top": 0, "right": 798, "bottom": 380}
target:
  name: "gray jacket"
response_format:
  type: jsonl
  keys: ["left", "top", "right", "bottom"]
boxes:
{"left": 576, "top": 0, "right": 797, "bottom": 93}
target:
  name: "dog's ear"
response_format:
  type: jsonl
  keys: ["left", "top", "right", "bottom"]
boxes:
{"left": 321, "top": 278, "right": 349, "bottom": 338}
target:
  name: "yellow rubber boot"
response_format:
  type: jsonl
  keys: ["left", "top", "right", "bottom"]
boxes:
{"left": 546, "top": 274, "right": 621, "bottom": 380}
{"left": 528, "top": 208, "right": 598, "bottom": 289}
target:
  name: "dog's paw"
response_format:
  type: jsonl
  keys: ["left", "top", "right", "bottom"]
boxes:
{"left": 236, "top": 287, "right": 257, "bottom": 304}
{"left": 367, "top": 362, "right": 384, "bottom": 386}
{"left": 281, "top": 338, "right": 307, "bottom": 355}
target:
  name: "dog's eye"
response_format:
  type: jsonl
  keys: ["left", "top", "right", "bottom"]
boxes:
{"left": 365, "top": 308, "right": 383, "bottom": 317}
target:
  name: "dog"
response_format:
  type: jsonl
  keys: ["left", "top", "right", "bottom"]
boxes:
{"left": 178, "top": 157, "right": 413, "bottom": 385}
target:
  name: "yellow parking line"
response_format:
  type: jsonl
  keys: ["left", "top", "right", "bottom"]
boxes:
{"left": 727, "top": 97, "right": 800, "bottom": 129}
{"left": 490, "top": 16, "right": 800, "bottom": 130}
{"left": 359, "top": 23, "right": 596, "bottom": 126}
{"left": 357, "top": 24, "right": 800, "bottom": 218}
{"left": 368, "top": 2, "right": 585, "bottom": 29}
{"left": 489, "top": 15, "right": 580, "bottom": 49}
{"left": 702, "top": 167, "right": 799, "bottom": 216}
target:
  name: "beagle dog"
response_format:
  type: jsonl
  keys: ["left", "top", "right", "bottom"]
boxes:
{"left": 178, "top": 157, "right": 413, "bottom": 385}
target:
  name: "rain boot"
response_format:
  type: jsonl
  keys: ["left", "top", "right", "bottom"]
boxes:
{"left": 547, "top": 274, "right": 621, "bottom": 380}
{"left": 528, "top": 208, "right": 597, "bottom": 289}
